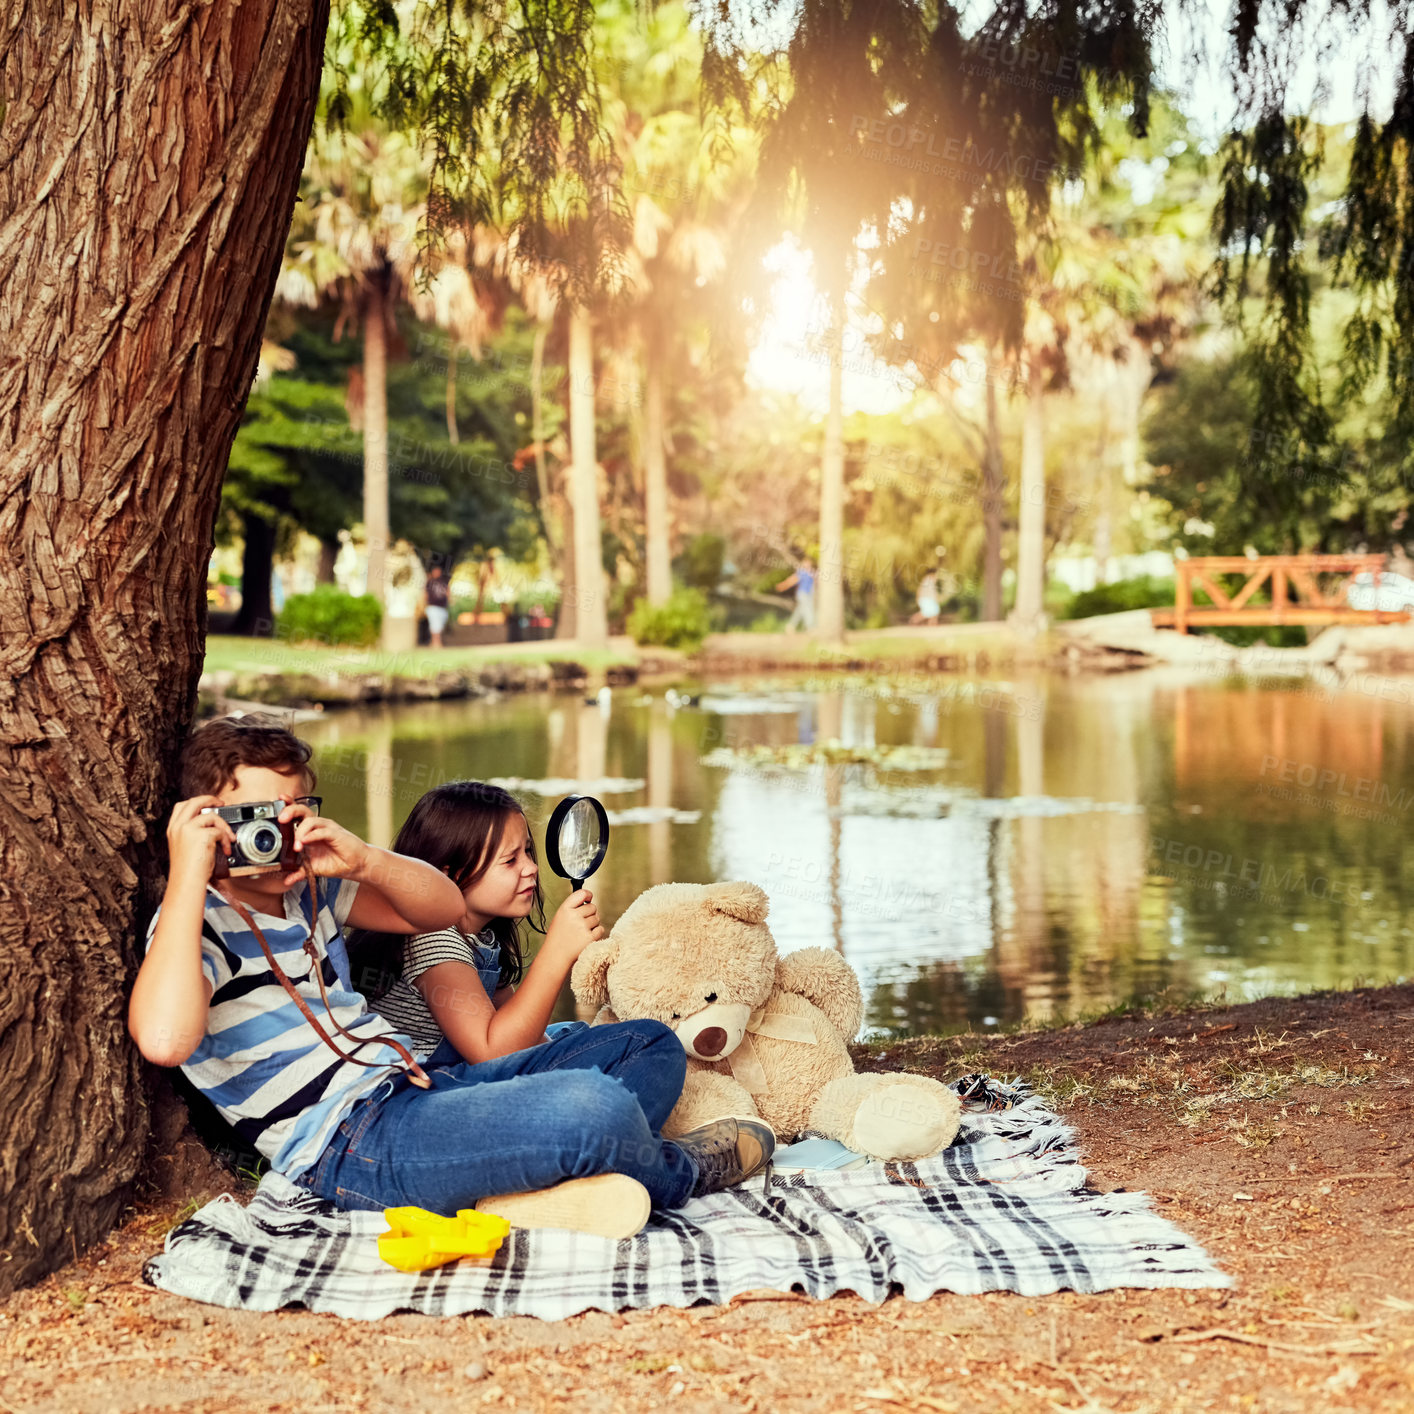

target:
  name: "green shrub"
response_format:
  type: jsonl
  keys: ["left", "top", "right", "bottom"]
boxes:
{"left": 277, "top": 585, "right": 382, "bottom": 647}
{"left": 627, "top": 587, "right": 717, "bottom": 651}
{"left": 1064, "top": 575, "right": 1176, "bottom": 619}
{"left": 1061, "top": 572, "right": 1310, "bottom": 646}
{"left": 678, "top": 533, "right": 726, "bottom": 590}
{"left": 747, "top": 611, "right": 786, "bottom": 632}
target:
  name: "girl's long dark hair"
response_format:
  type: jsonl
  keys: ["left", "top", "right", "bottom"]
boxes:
{"left": 347, "top": 781, "right": 545, "bottom": 1002}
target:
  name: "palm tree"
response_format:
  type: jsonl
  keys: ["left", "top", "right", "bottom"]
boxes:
{"left": 411, "top": 229, "right": 491, "bottom": 446}
{"left": 278, "top": 94, "right": 425, "bottom": 623}
{"left": 603, "top": 0, "right": 757, "bottom": 606}
{"left": 1010, "top": 100, "right": 1212, "bottom": 628}
{"left": 566, "top": 302, "right": 609, "bottom": 649}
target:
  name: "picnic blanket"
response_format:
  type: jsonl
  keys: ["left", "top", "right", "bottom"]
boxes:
{"left": 141, "top": 1077, "right": 1229, "bottom": 1320}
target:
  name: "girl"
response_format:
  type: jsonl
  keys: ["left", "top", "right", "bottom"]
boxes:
{"left": 335, "top": 779, "right": 774, "bottom": 1239}
{"left": 348, "top": 780, "right": 594, "bottom": 1063}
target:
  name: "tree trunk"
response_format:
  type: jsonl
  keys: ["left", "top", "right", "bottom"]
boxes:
{"left": 445, "top": 343, "right": 460, "bottom": 446}
{"left": 363, "top": 269, "right": 390, "bottom": 609}
{"left": 532, "top": 318, "right": 576, "bottom": 641}
{"left": 643, "top": 318, "right": 672, "bottom": 606}
{"left": 1092, "top": 503, "right": 1113, "bottom": 585}
{"left": 0, "top": 0, "right": 330, "bottom": 1297}
{"left": 567, "top": 307, "right": 608, "bottom": 650}
{"left": 1012, "top": 358, "right": 1046, "bottom": 634}
{"left": 981, "top": 351, "right": 1006, "bottom": 622}
{"left": 316, "top": 535, "right": 339, "bottom": 585}
{"left": 530, "top": 321, "right": 556, "bottom": 552}
{"left": 556, "top": 493, "right": 578, "bottom": 640}
{"left": 232, "top": 512, "right": 277, "bottom": 636}
{"left": 817, "top": 304, "right": 846, "bottom": 643}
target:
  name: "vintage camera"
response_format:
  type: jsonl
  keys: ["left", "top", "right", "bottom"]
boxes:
{"left": 202, "top": 800, "right": 296, "bottom": 878}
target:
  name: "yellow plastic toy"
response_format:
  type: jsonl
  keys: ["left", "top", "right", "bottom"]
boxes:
{"left": 377, "top": 1205, "right": 512, "bottom": 1272}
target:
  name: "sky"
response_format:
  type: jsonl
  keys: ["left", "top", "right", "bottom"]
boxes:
{"left": 742, "top": 0, "right": 1402, "bottom": 416}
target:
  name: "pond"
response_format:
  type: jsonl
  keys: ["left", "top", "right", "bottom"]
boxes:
{"left": 300, "top": 668, "right": 1414, "bottom": 1038}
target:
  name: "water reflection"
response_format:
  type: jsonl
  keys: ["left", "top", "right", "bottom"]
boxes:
{"left": 301, "top": 672, "right": 1414, "bottom": 1038}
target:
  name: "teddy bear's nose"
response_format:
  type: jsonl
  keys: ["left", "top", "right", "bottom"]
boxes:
{"left": 694, "top": 1026, "right": 728, "bottom": 1057}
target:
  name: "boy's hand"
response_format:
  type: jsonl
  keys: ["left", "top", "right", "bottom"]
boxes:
{"left": 276, "top": 801, "right": 371, "bottom": 884}
{"left": 544, "top": 889, "right": 605, "bottom": 963}
{"left": 168, "top": 796, "right": 236, "bottom": 882}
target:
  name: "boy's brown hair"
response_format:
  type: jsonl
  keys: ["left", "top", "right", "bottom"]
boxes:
{"left": 180, "top": 714, "right": 317, "bottom": 798}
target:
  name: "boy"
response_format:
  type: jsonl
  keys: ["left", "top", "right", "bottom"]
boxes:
{"left": 130, "top": 715, "right": 772, "bottom": 1238}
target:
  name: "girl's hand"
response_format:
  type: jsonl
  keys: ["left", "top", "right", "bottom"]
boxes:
{"left": 277, "top": 803, "right": 371, "bottom": 882}
{"left": 168, "top": 796, "right": 235, "bottom": 882}
{"left": 545, "top": 889, "right": 605, "bottom": 962}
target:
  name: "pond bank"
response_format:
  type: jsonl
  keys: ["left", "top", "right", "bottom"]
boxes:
{"left": 197, "top": 634, "right": 674, "bottom": 714}
{"left": 199, "top": 616, "right": 1414, "bottom": 712}
{"left": 5, "top": 985, "right": 1410, "bottom": 1412}
{"left": 196, "top": 625, "right": 1129, "bottom": 713}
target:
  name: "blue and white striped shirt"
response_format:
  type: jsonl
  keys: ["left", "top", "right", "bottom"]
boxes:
{"left": 144, "top": 877, "right": 417, "bottom": 1178}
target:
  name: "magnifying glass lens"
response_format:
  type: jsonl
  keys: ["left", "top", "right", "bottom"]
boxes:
{"left": 558, "top": 798, "right": 602, "bottom": 880}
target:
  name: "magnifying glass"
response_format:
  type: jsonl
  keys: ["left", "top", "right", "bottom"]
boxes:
{"left": 545, "top": 795, "right": 610, "bottom": 890}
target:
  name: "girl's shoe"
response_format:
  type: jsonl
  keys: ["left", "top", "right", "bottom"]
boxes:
{"left": 474, "top": 1173, "right": 651, "bottom": 1240}
{"left": 673, "top": 1116, "right": 776, "bottom": 1199}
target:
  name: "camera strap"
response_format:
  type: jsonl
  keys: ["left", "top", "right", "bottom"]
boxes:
{"left": 219, "top": 860, "right": 432, "bottom": 1090}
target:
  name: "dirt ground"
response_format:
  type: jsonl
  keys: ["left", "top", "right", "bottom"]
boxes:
{"left": 4, "top": 984, "right": 1413, "bottom": 1414}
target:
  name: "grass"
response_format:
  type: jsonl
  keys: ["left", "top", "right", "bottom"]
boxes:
{"left": 857, "top": 986, "right": 1224, "bottom": 1056}
{"left": 202, "top": 634, "right": 635, "bottom": 680}
{"left": 771, "top": 625, "right": 1040, "bottom": 664}
{"left": 145, "top": 1196, "right": 201, "bottom": 1241}
{"left": 861, "top": 978, "right": 1406, "bottom": 1058}
{"left": 1038, "top": 1052, "right": 1381, "bottom": 1129}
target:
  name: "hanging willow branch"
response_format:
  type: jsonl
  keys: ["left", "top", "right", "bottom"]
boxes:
{"left": 328, "top": 0, "right": 1413, "bottom": 454}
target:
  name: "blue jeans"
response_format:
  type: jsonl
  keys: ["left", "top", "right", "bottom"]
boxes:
{"left": 296, "top": 1019, "right": 697, "bottom": 1213}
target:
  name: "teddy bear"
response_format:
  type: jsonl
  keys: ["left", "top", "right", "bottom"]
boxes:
{"left": 570, "top": 880, "right": 961, "bottom": 1161}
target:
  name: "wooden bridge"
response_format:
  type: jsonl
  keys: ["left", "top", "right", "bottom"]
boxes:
{"left": 1149, "top": 554, "right": 1413, "bottom": 634}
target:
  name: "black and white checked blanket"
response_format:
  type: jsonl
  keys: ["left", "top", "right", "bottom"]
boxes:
{"left": 142, "top": 1079, "right": 1229, "bottom": 1320}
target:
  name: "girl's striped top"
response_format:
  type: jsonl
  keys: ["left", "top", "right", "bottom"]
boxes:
{"left": 143, "top": 876, "right": 417, "bottom": 1178}
{"left": 371, "top": 926, "right": 504, "bottom": 1058}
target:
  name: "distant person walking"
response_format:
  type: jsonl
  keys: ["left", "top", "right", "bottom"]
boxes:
{"left": 776, "top": 558, "right": 816, "bottom": 633}
{"left": 424, "top": 565, "right": 451, "bottom": 649}
{"left": 911, "top": 568, "right": 941, "bottom": 626}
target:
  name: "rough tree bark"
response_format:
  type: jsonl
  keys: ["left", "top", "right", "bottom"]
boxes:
{"left": 0, "top": 0, "right": 331, "bottom": 1296}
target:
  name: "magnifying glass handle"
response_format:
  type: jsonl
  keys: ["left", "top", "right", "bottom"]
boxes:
{"left": 572, "top": 877, "right": 584, "bottom": 891}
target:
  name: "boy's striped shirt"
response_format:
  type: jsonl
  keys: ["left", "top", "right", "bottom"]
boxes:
{"left": 144, "top": 877, "right": 416, "bottom": 1178}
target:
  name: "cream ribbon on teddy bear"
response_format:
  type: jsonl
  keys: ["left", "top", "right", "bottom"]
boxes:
{"left": 723, "top": 1004, "right": 818, "bottom": 1095}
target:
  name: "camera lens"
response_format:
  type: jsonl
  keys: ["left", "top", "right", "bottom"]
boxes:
{"left": 236, "top": 820, "right": 284, "bottom": 865}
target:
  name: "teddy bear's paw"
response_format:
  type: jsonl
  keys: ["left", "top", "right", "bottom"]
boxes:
{"left": 851, "top": 1078, "right": 962, "bottom": 1161}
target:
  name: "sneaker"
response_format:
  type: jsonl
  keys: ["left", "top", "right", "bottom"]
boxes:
{"left": 474, "top": 1172, "right": 651, "bottom": 1240}
{"left": 673, "top": 1116, "right": 776, "bottom": 1199}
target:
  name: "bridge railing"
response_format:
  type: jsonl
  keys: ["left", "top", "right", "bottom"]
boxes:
{"left": 1149, "top": 554, "right": 1411, "bottom": 634}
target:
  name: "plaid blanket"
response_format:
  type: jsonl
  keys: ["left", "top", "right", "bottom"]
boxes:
{"left": 142, "top": 1079, "right": 1228, "bottom": 1320}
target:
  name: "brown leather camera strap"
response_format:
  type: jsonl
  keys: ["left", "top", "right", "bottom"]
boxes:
{"left": 219, "top": 860, "right": 432, "bottom": 1090}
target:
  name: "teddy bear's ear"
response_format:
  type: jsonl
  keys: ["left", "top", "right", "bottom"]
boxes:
{"left": 570, "top": 934, "right": 619, "bottom": 1008}
{"left": 705, "top": 881, "right": 770, "bottom": 926}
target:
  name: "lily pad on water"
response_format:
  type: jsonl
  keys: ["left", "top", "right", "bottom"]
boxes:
{"left": 605, "top": 806, "right": 703, "bottom": 826}
{"left": 833, "top": 785, "right": 1146, "bottom": 819}
{"left": 486, "top": 776, "right": 646, "bottom": 796}
{"left": 701, "top": 740, "right": 951, "bottom": 771}
{"left": 695, "top": 694, "right": 803, "bottom": 715}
